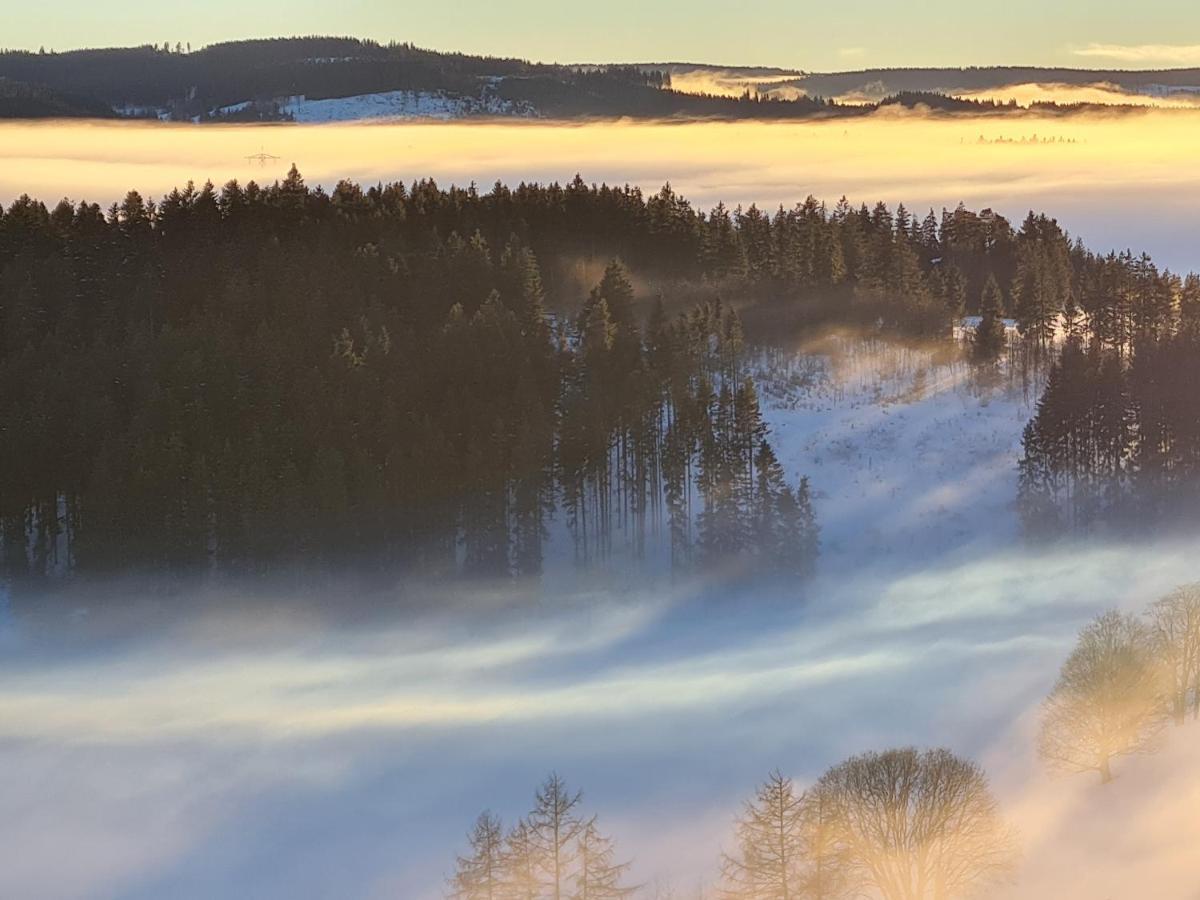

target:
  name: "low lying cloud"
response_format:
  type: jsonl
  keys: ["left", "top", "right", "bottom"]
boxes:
{"left": 4, "top": 110, "right": 1200, "bottom": 275}
{"left": 1071, "top": 42, "right": 1200, "bottom": 65}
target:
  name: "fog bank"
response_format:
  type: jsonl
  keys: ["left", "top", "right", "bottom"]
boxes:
{"left": 3, "top": 109, "right": 1200, "bottom": 272}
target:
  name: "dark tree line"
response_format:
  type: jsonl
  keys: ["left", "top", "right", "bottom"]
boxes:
{"left": 1017, "top": 251, "right": 1200, "bottom": 533}
{"left": 0, "top": 38, "right": 834, "bottom": 122}
{"left": 0, "top": 76, "right": 114, "bottom": 118}
{"left": 4, "top": 169, "right": 1187, "bottom": 577}
{"left": 0, "top": 171, "right": 828, "bottom": 581}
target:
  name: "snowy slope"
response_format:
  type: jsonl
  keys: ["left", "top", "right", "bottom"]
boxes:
{"left": 277, "top": 89, "right": 535, "bottom": 123}
{"left": 756, "top": 333, "right": 1038, "bottom": 571}
{"left": 536, "top": 331, "right": 1036, "bottom": 581}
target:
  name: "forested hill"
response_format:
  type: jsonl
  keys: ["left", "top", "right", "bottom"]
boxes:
{"left": 3, "top": 171, "right": 1198, "bottom": 582}
{"left": 0, "top": 38, "right": 837, "bottom": 122}
{"left": 0, "top": 77, "right": 115, "bottom": 118}
{"left": 2, "top": 38, "right": 1191, "bottom": 122}
{"left": 789, "top": 65, "right": 1200, "bottom": 99}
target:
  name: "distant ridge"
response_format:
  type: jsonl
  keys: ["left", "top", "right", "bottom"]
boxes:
{"left": 1, "top": 38, "right": 1197, "bottom": 121}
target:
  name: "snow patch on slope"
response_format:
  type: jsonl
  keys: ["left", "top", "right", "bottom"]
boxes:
{"left": 756, "top": 335, "right": 1040, "bottom": 572}
{"left": 113, "top": 103, "right": 171, "bottom": 120}
{"left": 278, "top": 89, "right": 536, "bottom": 123}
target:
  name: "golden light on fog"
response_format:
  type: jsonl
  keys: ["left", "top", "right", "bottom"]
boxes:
{"left": 2, "top": 109, "right": 1199, "bottom": 206}
{"left": 5, "top": 109, "right": 1200, "bottom": 273}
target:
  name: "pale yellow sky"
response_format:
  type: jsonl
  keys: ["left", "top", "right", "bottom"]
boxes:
{"left": 4, "top": 0, "right": 1200, "bottom": 71}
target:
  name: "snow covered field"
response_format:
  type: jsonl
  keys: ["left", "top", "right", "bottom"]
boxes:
{"left": 1, "top": 335, "right": 1198, "bottom": 899}
{"left": 208, "top": 88, "right": 535, "bottom": 123}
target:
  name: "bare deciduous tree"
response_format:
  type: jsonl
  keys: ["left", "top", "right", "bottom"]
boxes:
{"left": 720, "top": 770, "right": 807, "bottom": 899}
{"left": 814, "top": 748, "right": 1017, "bottom": 900}
{"left": 501, "top": 819, "right": 541, "bottom": 900}
{"left": 453, "top": 776, "right": 634, "bottom": 900}
{"left": 1038, "top": 610, "right": 1165, "bottom": 782}
{"left": 798, "top": 782, "right": 848, "bottom": 900}
{"left": 529, "top": 773, "right": 586, "bottom": 900}
{"left": 575, "top": 819, "right": 637, "bottom": 899}
{"left": 450, "top": 811, "right": 506, "bottom": 900}
{"left": 1147, "top": 584, "right": 1200, "bottom": 724}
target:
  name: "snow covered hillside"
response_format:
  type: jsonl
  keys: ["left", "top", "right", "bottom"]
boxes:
{"left": 210, "top": 88, "right": 537, "bottom": 123}
{"left": 755, "top": 333, "right": 1038, "bottom": 571}
{"left": 280, "top": 89, "right": 536, "bottom": 122}
{"left": 536, "top": 331, "right": 1037, "bottom": 580}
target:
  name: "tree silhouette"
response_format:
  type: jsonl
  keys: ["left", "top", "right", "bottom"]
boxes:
{"left": 720, "top": 770, "right": 807, "bottom": 899}
{"left": 450, "top": 811, "right": 506, "bottom": 900}
{"left": 1147, "top": 585, "right": 1200, "bottom": 725}
{"left": 972, "top": 274, "right": 1006, "bottom": 359}
{"left": 529, "top": 773, "right": 586, "bottom": 900}
{"left": 812, "top": 748, "right": 1017, "bottom": 900}
{"left": 574, "top": 819, "right": 637, "bottom": 900}
{"left": 1038, "top": 611, "right": 1165, "bottom": 783}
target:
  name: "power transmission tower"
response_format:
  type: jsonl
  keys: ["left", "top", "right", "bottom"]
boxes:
{"left": 245, "top": 146, "right": 281, "bottom": 167}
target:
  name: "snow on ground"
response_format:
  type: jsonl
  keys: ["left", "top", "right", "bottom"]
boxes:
{"left": 112, "top": 104, "right": 171, "bottom": 120}
{"left": 278, "top": 90, "right": 535, "bottom": 123}
{"left": 755, "top": 333, "right": 1037, "bottom": 570}
{"left": 212, "top": 99, "right": 252, "bottom": 116}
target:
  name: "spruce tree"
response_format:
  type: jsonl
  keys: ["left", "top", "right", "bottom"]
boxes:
{"left": 973, "top": 273, "right": 1007, "bottom": 359}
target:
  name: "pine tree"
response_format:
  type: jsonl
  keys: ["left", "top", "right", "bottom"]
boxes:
{"left": 973, "top": 273, "right": 1007, "bottom": 359}
{"left": 752, "top": 440, "right": 787, "bottom": 559}
{"left": 776, "top": 476, "right": 818, "bottom": 578}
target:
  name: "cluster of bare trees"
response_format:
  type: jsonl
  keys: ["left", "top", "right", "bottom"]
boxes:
{"left": 450, "top": 774, "right": 635, "bottom": 900}
{"left": 451, "top": 585, "right": 1200, "bottom": 898}
{"left": 1038, "top": 583, "right": 1200, "bottom": 783}
{"left": 452, "top": 750, "right": 1018, "bottom": 900}
{"left": 719, "top": 751, "right": 1017, "bottom": 900}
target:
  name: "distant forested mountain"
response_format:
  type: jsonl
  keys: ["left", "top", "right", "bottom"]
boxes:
{"left": 790, "top": 65, "right": 1200, "bottom": 99}
{"left": 4, "top": 38, "right": 1193, "bottom": 122}
{"left": 0, "top": 38, "right": 837, "bottom": 121}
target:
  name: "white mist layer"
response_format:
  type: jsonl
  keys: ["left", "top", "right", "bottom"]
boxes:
{"left": 2, "top": 336, "right": 1199, "bottom": 898}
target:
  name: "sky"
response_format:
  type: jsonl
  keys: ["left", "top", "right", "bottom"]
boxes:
{"left": 3, "top": 0, "right": 1200, "bottom": 71}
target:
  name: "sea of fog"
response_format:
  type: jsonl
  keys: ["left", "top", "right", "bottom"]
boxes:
{"left": 3, "top": 109, "right": 1200, "bottom": 274}
{"left": 3, "top": 335, "right": 1200, "bottom": 899}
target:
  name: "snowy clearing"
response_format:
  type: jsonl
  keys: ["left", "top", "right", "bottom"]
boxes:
{"left": 278, "top": 90, "right": 535, "bottom": 123}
